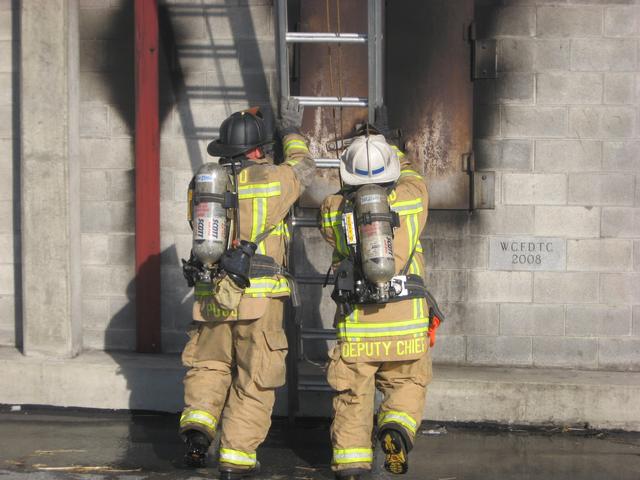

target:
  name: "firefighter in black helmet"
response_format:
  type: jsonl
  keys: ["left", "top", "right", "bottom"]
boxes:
{"left": 179, "top": 101, "right": 315, "bottom": 480}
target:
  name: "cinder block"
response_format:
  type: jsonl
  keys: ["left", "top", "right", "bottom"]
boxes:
{"left": 601, "top": 208, "right": 640, "bottom": 238}
{"left": 108, "top": 169, "right": 134, "bottom": 202}
{"left": 604, "top": 73, "right": 636, "bottom": 104}
{"left": 80, "top": 138, "right": 133, "bottom": 169}
{"left": 79, "top": 7, "right": 125, "bottom": 40}
{"left": 568, "top": 173, "right": 635, "bottom": 206}
{"left": 173, "top": 170, "right": 193, "bottom": 203}
{"left": 82, "top": 297, "right": 109, "bottom": 330}
{"left": 496, "top": 74, "right": 534, "bottom": 104}
{"left": 502, "top": 106, "right": 568, "bottom": 138}
{"left": 468, "top": 271, "right": 532, "bottom": 303}
{"left": 79, "top": 40, "right": 108, "bottom": 72}
{"left": 204, "top": 6, "right": 271, "bottom": 40}
{"left": 535, "top": 39, "right": 571, "bottom": 71}
{"left": 0, "top": 139, "right": 12, "bottom": 168}
{"left": 161, "top": 201, "right": 191, "bottom": 236}
{"left": 535, "top": 140, "right": 601, "bottom": 172}
{"left": 162, "top": 330, "right": 189, "bottom": 354}
{"left": 81, "top": 170, "right": 108, "bottom": 201}
{"left": 108, "top": 234, "right": 134, "bottom": 266}
{"left": 537, "top": 73, "right": 603, "bottom": 105}
{"left": 500, "top": 304, "right": 564, "bottom": 336}
{"left": 467, "top": 336, "right": 532, "bottom": 366}
{"left": 0, "top": 295, "right": 15, "bottom": 328}
{"left": 570, "top": 107, "right": 635, "bottom": 138}
{"left": 603, "top": 141, "right": 640, "bottom": 171}
{"left": 0, "top": 105, "right": 11, "bottom": 136}
{"left": 572, "top": 39, "right": 637, "bottom": 72}
{"left": 80, "top": 104, "right": 108, "bottom": 137}
{"left": 474, "top": 104, "right": 500, "bottom": 138}
{"left": 430, "top": 335, "right": 465, "bottom": 364}
{"left": 537, "top": 6, "right": 602, "bottom": 37}
{"left": 439, "top": 302, "right": 499, "bottom": 336}
{"left": 0, "top": 233, "right": 14, "bottom": 264}
{"left": 533, "top": 337, "right": 597, "bottom": 368}
{"left": 81, "top": 233, "right": 108, "bottom": 265}
{"left": 0, "top": 72, "right": 11, "bottom": 105}
{"left": 0, "top": 166, "right": 11, "bottom": 200}
{"left": 598, "top": 338, "right": 640, "bottom": 371}
{"left": 0, "top": 264, "right": 13, "bottom": 295}
{"left": 109, "top": 201, "right": 135, "bottom": 233}
{"left": 600, "top": 273, "right": 640, "bottom": 304}
{"left": 534, "top": 272, "right": 599, "bottom": 304}
{"left": 604, "top": 6, "right": 640, "bottom": 37}
{"left": 424, "top": 270, "right": 467, "bottom": 303}
{"left": 635, "top": 240, "right": 640, "bottom": 271}
{"left": 498, "top": 39, "right": 534, "bottom": 73}
{"left": 0, "top": 201, "right": 11, "bottom": 233}
{"left": 567, "top": 239, "right": 632, "bottom": 272}
{"left": 534, "top": 206, "right": 600, "bottom": 238}
{"left": 160, "top": 168, "right": 174, "bottom": 202}
{"left": 82, "top": 265, "right": 134, "bottom": 297}
{"left": 433, "top": 238, "right": 488, "bottom": 270}
{"left": 566, "top": 305, "right": 631, "bottom": 337}
{"left": 475, "top": 6, "right": 535, "bottom": 37}
{"left": 160, "top": 137, "right": 203, "bottom": 170}
{"left": 0, "top": 11, "right": 9, "bottom": 41}
{"left": 0, "top": 41, "right": 11, "bottom": 73}
{"left": 423, "top": 211, "right": 470, "bottom": 239}
{"left": 81, "top": 201, "right": 134, "bottom": 234}
{"left": 109, "top": 296, "right": 135, "bottom": 331}
{"left": 476, "top": 139, "right": 532, "bottom": 171}
{"left": 503, "top": 173, "right": 567, "bottom": 205}
{"left": 470, "top": 205, "right": 534, "bottom": 236}
{"left": 633, "top": 305, "right": 640, "bottom": 336}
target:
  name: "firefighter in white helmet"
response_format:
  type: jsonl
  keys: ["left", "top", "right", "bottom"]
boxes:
{"left": 319, "top": 113, "right": 442, "bottom": 479}
{"left": 179, "top": 99, "right": 315, "bottom": 480}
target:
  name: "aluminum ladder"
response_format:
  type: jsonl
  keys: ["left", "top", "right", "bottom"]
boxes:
{"left": 275, "top": 0, "right": 385, "bottom": 419}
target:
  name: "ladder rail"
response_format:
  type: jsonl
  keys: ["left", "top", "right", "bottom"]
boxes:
{"left": 286, "top": 32, "right": 368, "bottom": 44}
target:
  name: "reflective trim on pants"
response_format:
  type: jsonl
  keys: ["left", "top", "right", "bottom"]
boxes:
{"left": 180, "top": 409, "right": 218, "bottom": 434}
{"left": 332, "top": 447, "right": 374, "bottom": 465}
{"left": 378, "top": 410, "right": 418, "bottom": 435}
{"left": 219, "top": 448, "right": 257, "bottom": 467}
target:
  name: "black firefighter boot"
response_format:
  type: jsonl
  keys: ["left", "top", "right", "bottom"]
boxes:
{"left": 379, "top": 428, "right": 410, "bottom": 474}
{"left": 183, "top": 430, "right": 211, "bottom": 468}
{"left": 219, "top": 461, "right": 261, "bottom": 480}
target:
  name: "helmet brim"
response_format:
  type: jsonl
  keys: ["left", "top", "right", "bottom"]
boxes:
{"left": 207, "top": 138, "right": 273, "bottom": 158}
{"left": 339, "top": 158, "right": 401, "bottom": 186}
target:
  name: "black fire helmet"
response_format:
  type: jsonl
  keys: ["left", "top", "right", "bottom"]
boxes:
{"left": 207, "top": 108, "right": 273, "bottom": 159}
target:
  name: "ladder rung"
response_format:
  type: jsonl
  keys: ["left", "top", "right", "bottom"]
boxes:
{"left": 286, "top": 32, "right": 368, "bottom": 44}
{"left": 294, "top": 96, "right": 368, "bottom": 107}
{"left": 291, "top": 217, "right": 320, "bottom": 228}
{"left": 316, "top": 158, "right": 341, "bottom": 168}
{"left": 301, "top": 328, "right": 337, "bottom": 340}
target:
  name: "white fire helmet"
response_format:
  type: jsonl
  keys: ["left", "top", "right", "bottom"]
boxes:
{"left": 339, "top": 134, "right": 400, "bottom": 186}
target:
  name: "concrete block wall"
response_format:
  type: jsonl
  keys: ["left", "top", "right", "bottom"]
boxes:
{"left": 0, "top": 1, "right": 17, "bottom": 347}
{"left": 426, "top": 0, "right": 640, "bottom": 370}
{"left": 78, "top": 0, "right": 275, "bottom": 352}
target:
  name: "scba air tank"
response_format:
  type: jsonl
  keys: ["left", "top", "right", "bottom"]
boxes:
{"left": 355, "top": 184, "right": 395, "bottom": 293}
{"left": 191, "top": 163, "right": 230, "bottom": 268}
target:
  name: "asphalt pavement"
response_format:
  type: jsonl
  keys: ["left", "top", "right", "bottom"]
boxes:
{"left": 1, "top": 407, "right": 639, "bottom": 479}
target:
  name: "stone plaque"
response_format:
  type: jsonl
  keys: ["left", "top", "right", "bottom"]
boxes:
{"left": 489, "top": 237, "right": 565, "bottom": 271}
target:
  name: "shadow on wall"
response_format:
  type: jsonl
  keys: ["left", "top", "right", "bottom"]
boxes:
{"left": 11, "top": 0, "right": 23, "bottom": 350}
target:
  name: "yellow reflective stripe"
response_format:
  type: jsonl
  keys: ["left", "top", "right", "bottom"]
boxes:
{"left": 251, "top": 198, "right": 267, "bottom": 254}
{"left": 219, "top": 448, "right": 257, "bottom": 467}
{"left": 180, "top": 410, "right": 218, "bottom": 432}
{"left": 333, "top": 447, "right": 373, "bottom": 465}
{"left": 245, "top": 277, "right": 290, "bottom": 295}
{"left": 284, "top": 139, "right": 309, "bottom": 154}
{"left": 321, "top": 211, "right": 341, "bottom": 228}
{"left": 391, "top": 145, "right": 406, "bottom": 158}
{"left": 400, "top": 168, "right": 422, "bottom": 179}
{"left": 195, "top": 282, "right": 213, "bottom": 299}
{"left": 336, "top": 318, "right": 429, "bottom": 339}
{"left": 391, "top": 198, "right": 423, "bottom": 216}
{"left": 378, "top": 410, "right": 418, "bottom": 435}
{"left": 238, "top": 181, "right": 281, "bottom": 199}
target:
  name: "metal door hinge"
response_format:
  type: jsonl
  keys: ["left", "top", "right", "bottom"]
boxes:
{"left": 469, "top": 22, "right": 497, "bottom": 80}
{"left": 463, "top": 151, "right": 495, "bottom": 211}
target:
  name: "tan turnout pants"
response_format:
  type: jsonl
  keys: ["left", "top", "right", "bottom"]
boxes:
{"left": 180, "top": 299, "right": 287, "bottom": 470}
{"left": 327, "top": 346, "right": 433, "bottom": 472}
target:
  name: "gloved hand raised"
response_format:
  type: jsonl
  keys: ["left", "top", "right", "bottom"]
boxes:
{"left": 276, "top": 97, "right": 304, "bottom": 137}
